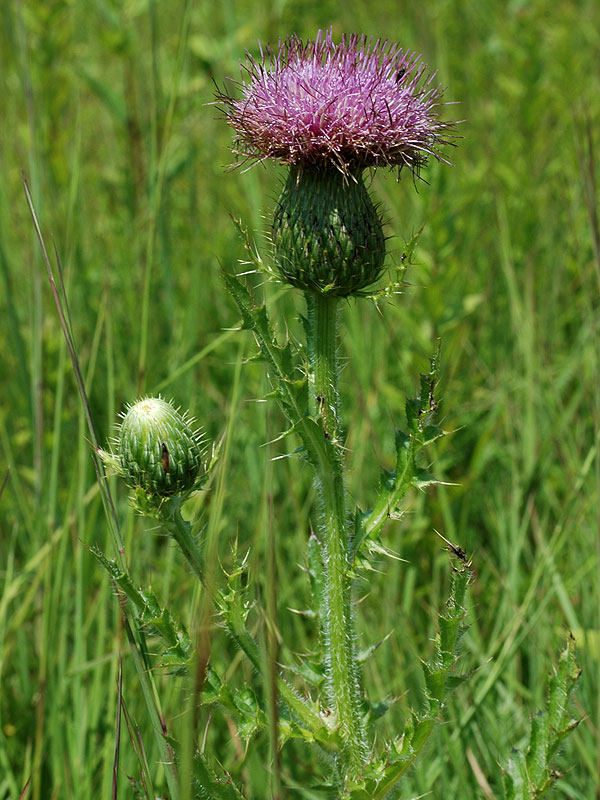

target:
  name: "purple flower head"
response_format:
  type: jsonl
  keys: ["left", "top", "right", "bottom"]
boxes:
{"left": 218, "top": 28, "right": 454, "bottom": 174}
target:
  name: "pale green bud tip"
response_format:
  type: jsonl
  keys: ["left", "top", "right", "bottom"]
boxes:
{"left": 272, "top": 166, "right": 386, "bottom": 297}
{"left": 116, "top": 397, "right": 204, "bottom": 497}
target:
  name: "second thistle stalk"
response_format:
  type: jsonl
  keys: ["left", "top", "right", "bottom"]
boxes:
{"left": 305, "top": 292, "right": 366, "bottom": 775}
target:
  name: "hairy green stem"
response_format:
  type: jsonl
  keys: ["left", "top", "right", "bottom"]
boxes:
{"left": 225, "top": 596, "right": 338, "bottom": 749}
{"left": 305, "top": 292, "right": 366, "bottom": 776}
{"left": 163, "top": 500, "right": 206, "bottom": 585}
{"left": 306, "top": 293, "right": 340, "bottom": 438}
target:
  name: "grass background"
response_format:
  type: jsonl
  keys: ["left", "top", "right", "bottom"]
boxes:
{"left": 1, "top": 0, "right": 599, "bottom": 797}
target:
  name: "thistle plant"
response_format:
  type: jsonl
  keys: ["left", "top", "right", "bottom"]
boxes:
{"left": 40, "top": 27, "right": 581, "bottom": 800}
{"left": 217, "top": 28, "right": 465, "bottom": 791}
{"left": 213, "top": 29, "right": 581, "bottom": 797}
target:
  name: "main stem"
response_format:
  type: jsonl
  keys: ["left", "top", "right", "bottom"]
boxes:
{"left": 305, "top": 292, "right": 366, "bottom": 777}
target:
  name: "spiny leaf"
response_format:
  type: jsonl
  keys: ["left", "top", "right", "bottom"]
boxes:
{"left": 411, "top": 467, "right": 442, "bottom": 490}
{"left": 406, "top": 347, "right": 440, "bottom": 436}
{"left": 502, "top": 634, "right": 581, "bottom": 800}
{"left": 223, "top": 270, "right": 327, "bottom": 472}
{"left": 230, "top": 215, "right": 279, "bottom": 282}
{"left": 201, "top": 664, "right": 267, "bottom": 739}
{"left": 419, "top": 423, "right": 445, "bottom": 446}
{"left": 285, "top": 659, "right": 326, "bottom": 689}
{"left": 217, "top": 544, "right": 340, "bottom": 752}
{"left": 193, "top": 750, "right": 246, "bottom": 800}
{"left": 90, "top": 546, "right": 193, "bottom": 669}
{"left": 352, "top": 349, "right": 447, "bottom": 570}
{"left": 357, "top": 632, "right": 393, "bottom": 665}
{"left": 364, "top": 696, "right": 395, "bottom": 721}
{"left": 346, "top": 561, "right": 471, "bottom": 800}
{"left": 366, "top": 227, "right": 424, "bottom": 302}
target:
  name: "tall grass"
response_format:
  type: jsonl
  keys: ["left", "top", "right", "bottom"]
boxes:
{"left": 1, "top": 0, "right": 598, "bottom": 797}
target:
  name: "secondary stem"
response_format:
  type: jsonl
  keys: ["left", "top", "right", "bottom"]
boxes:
{"left": 163, "top": 500, "right": 206, "bottom": 585}
{"left": 305, "top": 292, "right": 366, "bottom": 776}
{"left": 163, "top": 497, "right": 334, "bottom": 748}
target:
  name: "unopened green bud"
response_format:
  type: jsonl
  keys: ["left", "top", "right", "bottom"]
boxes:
{"left": 117, "top": 397, "right": 204, "bottom": 497}
{"left": 272, "top": 166, "right": 386, "bottom": 297}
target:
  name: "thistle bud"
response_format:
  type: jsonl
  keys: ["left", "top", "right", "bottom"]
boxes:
{"left": 116, "top": 397, "right": 204, "bottom": 497}
{"left": 271, "top": 166, "right": 386, "bottom": 296}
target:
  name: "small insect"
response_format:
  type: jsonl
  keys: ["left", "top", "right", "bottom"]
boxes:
{"left": 434, "top": 530, "right": 468, "bottom": 564}
{"left": 396, "top": 68, "right": 406, "bottom": 83}
{"left": 161, "top": 442, "right": 170, "bottom": 473}
{"left": 316, "top": 394, "right": 325, "bottom": 406}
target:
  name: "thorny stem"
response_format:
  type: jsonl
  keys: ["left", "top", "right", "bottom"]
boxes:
{"left": 306, "top": 293, "right": 341, "bottom": 439}
{"left": 161, "top": 498, "right": 334, "bottom": 748}
{"left": 162, "top": 499, "right": 206, "bottom": 585}
{"left": 305, "top": 292, "right": 367, "bottom": 777}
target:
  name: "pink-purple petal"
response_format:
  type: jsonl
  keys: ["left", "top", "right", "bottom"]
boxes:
{"left": 218, "top": 28, "right": 454, "bottom": 171}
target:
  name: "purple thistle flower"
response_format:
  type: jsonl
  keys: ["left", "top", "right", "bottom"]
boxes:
{"left": 218, "top": 28, "right": 454, "bottom": 173}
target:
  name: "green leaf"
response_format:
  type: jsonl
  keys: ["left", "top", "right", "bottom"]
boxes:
{"left": 352, "top": 350, "right": 446, "bottom": 567}
{"left": 193, "top": 750, "right": 246, "bottom": 800}
{"left": 411, "top": 467, "right": 441, "bottom": 489}
{"left": 504, "top": 750, "right": 527, "bottom": 800}
{"left": 357, "top": 632, "right": 393, "bottom": 664}
{"left": 365, "top": 227, "right": 424, "bottom": 301}
{"left": 349, "top": 562, "right": 471, "bottom": 800}
{"left": 217, "top": 545, "right": 340, "bottom": 752}
{"left": 223, "top": 270, "right": 327, "bottom": 472}
{"left": 419, "top": 423, "right": 445, "bottom": 446}
{"left": 526, "top": 712, "right": 550, "bottom": 787}
{"left": 285, "top": 659, "right": 326, "bottom": 689}
{"left": 502, "top": 634, "right": 581, "bottom": 799}
{"left": 350, "top": 431, "right": 415, "bottom": 562}
{"left": 89, "top": 546, "right": 194, "bottom": 670}
{"left": 233, "top": 685, "right": 266, "bottom": 739}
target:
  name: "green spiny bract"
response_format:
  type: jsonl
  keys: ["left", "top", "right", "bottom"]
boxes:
{"left": 272, "top": 166, "right": 386, "bottom": 297}
{"left": 115, "top": 396, "right": 204, "bottom": 498}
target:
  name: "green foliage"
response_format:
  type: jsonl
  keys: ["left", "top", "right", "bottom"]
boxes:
{"left": 345, "top": 562, "right": 470, "bottom": 799}
{"left": 216, "top": 547, "right": 341, "bottom": 754}
{"left": 224, "top": 257, "right": 473, "bottom": 793}
{"left": 0, "top": 0, "right": 597, "bottom": 797}
{"left": 353, "top": 347, "right": 446, "bottom": 566}
{"left": 90, "top": 546, "right": 194, "bottom": 672}
{"left": 223, "top": 269, "right": 314, "bottom": 447}
{"left": 192, "top": 752, "right": 246, "bottom": 800}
